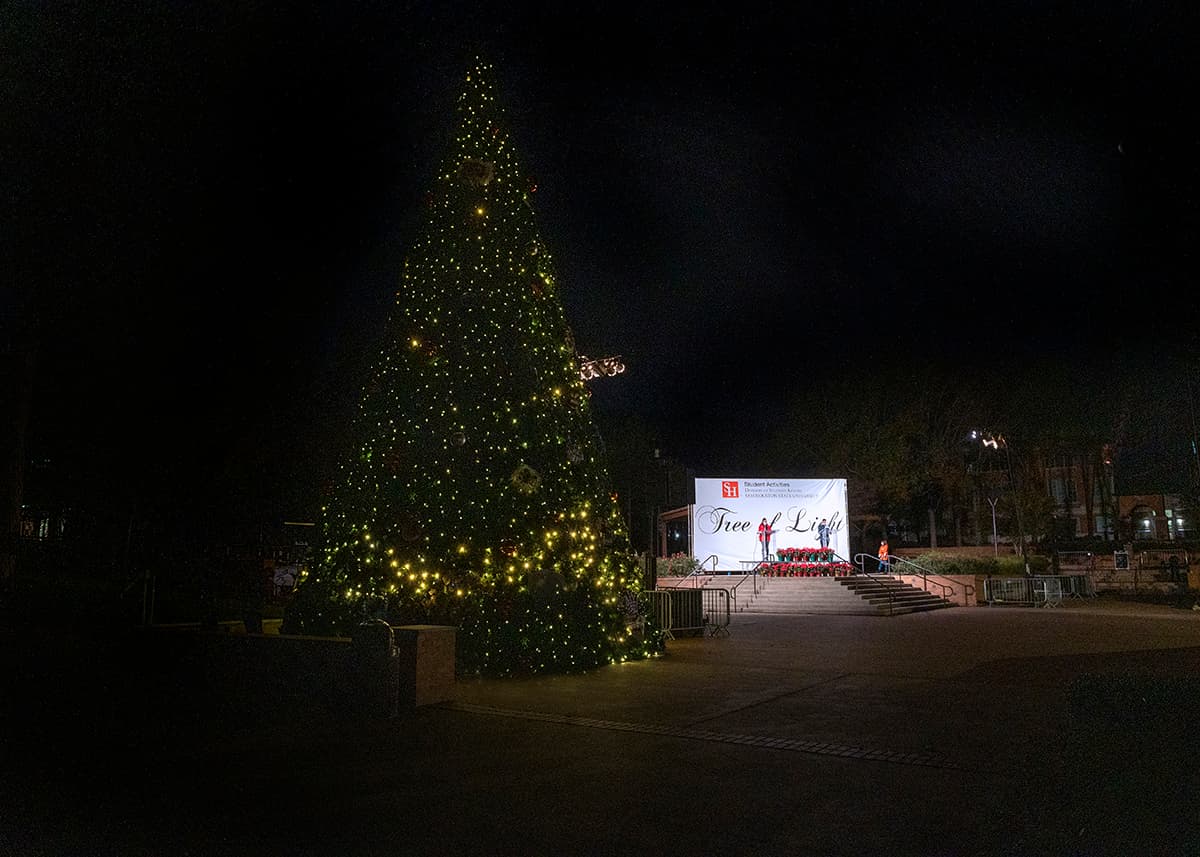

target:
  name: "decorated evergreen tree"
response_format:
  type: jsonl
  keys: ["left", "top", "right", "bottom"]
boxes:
{"left": 285, "top": 61, "right": 657, "bottom": 675}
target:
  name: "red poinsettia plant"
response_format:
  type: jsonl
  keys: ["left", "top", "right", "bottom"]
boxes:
{"left": 776, "top": 546, "right": 837, "bottom": 564}
{"left": 758, "top": 559, "right": 856, "bottom": 577}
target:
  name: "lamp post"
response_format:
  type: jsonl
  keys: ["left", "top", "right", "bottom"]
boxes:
{"left": 986, "top": 495, "right": 999, "bottom": 556}
{"left": 970, "top": 428, "right": 1026, "bottom": 567}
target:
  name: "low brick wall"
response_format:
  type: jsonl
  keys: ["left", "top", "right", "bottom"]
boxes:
{"left": 896, "top": 574, "right": 980, "bottom": 606}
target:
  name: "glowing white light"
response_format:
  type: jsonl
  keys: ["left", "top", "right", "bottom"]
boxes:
{"left": 578, "top": 354, "right": 626, "bottom": 381}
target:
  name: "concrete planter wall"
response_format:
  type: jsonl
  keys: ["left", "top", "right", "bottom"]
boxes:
{"left": 156, "top": 624, "right": 456, "bottom": 721}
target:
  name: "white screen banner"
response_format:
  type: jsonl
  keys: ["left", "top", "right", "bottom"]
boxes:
{"left": 692, "top": 477, "right": 849, "bottom": 569}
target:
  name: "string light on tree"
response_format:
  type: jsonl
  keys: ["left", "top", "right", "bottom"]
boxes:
{"left": 283, "top": 60, "right": 659, "bottom": 674}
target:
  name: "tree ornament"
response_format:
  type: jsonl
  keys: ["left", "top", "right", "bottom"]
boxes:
{"left": 500, "top": 540, "right": 519, "bottom": 557}
{"left": 531, "top": 279, "right": 543, "bottom": 298}
{"left": 566, "top": 444, "right": 584, "bottom": 463}
{"left": 526, "top": 176, "right": 538, "bottom": 193}
{"left": 459, "top": 158, "right": 495, "bottom": 187}
{"left": 527, "top": 240, "right": 540, "bottom": 256}
{"left": 451, "top": 431, "right": 467, "bottom": 448}
{"left": 510, "top": 463, "right": 541, "bottom": 494}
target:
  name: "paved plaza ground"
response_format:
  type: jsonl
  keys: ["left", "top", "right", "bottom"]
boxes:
{"left": 2, "top": 596, "right": 1198, "bottom": 856}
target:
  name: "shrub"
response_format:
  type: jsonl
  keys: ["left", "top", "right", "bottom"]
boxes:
{"left": 908, "top": 552, "right": 999, "bottom": 577}
{"left": 907, "top": 552, "right": 1051, "bottom": 577}
{"left": 998, "top": 554, "right": 1051, "bottom": 575}
{"left": 656, "top": 552, "right": 700, "bottom": 577}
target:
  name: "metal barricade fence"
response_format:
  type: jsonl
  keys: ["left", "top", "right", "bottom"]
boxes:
{"left": 1137, "top": 549, "right": 1190, "bottom": 584}
{"left": 985, "top": 577, "right": 1036, "bottom": 605}
{"left": 1056, "top": 551, "right": 1095, "bottom": 571}
{"left": 644, "top": 590, "right": 673, "bottom": 639}
{"left": 1137, "top": 549, "right": 1190, "bottom": 569}
{"left": 1034, "top": 576, "right": 1063, "bottom": 607}
{"left": 984, "top": 575, "right": 1094, "bottom": 606}
{"left": 648, "top": 588, "right": 731, "bottom": 638}
{"left": 701, "top": 588, "right": 731, "bottom": 637}
{"left": 1059, "top": 574, "right": 1095, "bottom": 598}
{"left": 650, "top": 588, "right": 705, "bottom": 638}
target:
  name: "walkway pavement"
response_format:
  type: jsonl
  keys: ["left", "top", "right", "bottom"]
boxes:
{"left": 3, "top": 598, "right": 1198, "bottom": 856}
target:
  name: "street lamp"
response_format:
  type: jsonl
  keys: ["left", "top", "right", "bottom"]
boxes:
{"left": 969, "top": 429, "right": 1024, "bottom": 565}
{"left": 977, "top": 430, "right": 1032, "bottom": 575}
{"left": 986, "top": 495, "right": 999, "bottom": 556}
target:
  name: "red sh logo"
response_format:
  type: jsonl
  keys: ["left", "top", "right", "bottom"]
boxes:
{"left": 721, "top": 481, "right": 740, "bottom": 498}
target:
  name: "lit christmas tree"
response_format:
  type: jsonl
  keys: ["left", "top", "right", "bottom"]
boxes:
{"left": 285, "top": 61, "right": 658, "bottom": 675}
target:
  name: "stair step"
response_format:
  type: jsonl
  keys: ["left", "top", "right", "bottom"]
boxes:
{"left": 731, "top": 575, "right": 953, "bottom": 615}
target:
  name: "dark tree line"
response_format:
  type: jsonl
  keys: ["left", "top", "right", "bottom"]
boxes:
{"left": 750, "top": 356, "right": 1198, "bottom": 554}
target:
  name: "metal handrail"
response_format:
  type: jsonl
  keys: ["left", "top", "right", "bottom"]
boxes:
{"left": 747, "top": 561, "right": 770, "bottom": 596}
{"left": 851, "top": 552, "right": 896, "bottom": 616}
{"left": 830, "top": 550, "right": 855, "bottom": 572}
{"left": 889, "top": 556, "right": 976, "bottom": 604}
{"left": 680, "top": 556, "right": 715, "bottom": 588}
{"left": 751, "top": 566, "right": 767, "bottom": 597}
{"left": 719, "top": 571, "right": 760, "bottom": 612}
{"left": 853, "top": 552, "right": 893, "bottom": 576}
{"left": 887, "top": 556, "right": 952, "bottom": 601}
{"left": 690, "top": 554, "right": 719, "bottom": 587}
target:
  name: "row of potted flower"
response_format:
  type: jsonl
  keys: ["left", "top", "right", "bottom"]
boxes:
{"left": 776, "top": 547, "right": 836, "bottom": 563}
{"left": 761, "top": 561, "right": 855, "bottom": 577}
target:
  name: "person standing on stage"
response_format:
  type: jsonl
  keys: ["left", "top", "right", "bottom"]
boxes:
{"left": 877, "top": 538, "right": 891, "bottom": 574}
{"left": 758, "top": 518, "right": 774, "bottom": 561}
{"left": 817, "top": 518, "right": 830, "bottom": 550}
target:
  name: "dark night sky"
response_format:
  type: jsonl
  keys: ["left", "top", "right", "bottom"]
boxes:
{"left": 5, "top": 1, "right": 1196, "bottom": 525}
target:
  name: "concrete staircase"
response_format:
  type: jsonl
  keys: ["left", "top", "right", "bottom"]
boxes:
{"left": 739, "top": 576, "right": 953, "bottom": 616}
